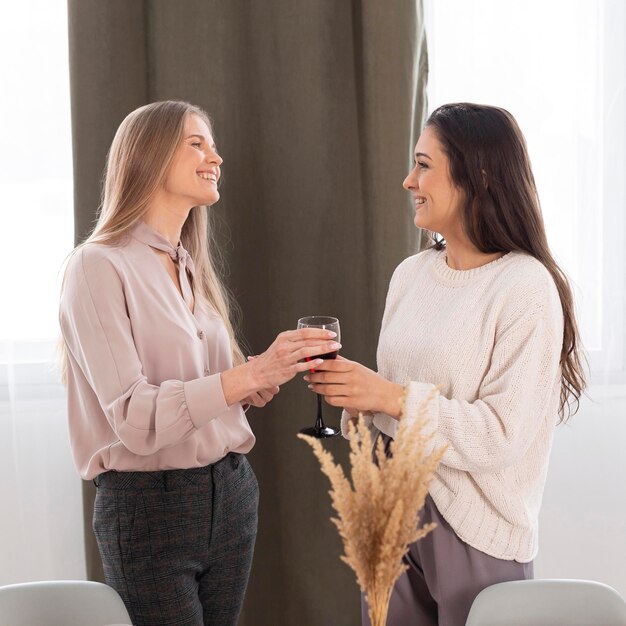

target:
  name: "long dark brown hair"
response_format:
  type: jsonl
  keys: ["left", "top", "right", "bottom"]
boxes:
{"left": 425, "top": 102, "right": 586, "bottom": 420}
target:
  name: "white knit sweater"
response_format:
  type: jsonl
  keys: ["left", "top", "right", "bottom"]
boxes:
{"left": 342, "top": 248, "right": 564, "bottom": 562}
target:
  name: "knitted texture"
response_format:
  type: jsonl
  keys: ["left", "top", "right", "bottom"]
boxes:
{"left": 342, "top": 248, "right": 564, "bottom": 562}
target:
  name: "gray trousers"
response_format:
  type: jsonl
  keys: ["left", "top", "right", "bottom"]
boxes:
{"left": 362, "top": 436, "right": 533, "bottom": 626}
{"left": 93, "top": 453, "right": 259, "bottom": 626}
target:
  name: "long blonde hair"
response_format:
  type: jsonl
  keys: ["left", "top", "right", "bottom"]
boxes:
{"left": 60, "top": 100, "right": 245, "bottom": 381}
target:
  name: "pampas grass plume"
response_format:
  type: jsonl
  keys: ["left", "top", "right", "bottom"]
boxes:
{"left": 298, "top": 389, "right": 444, "bottom": 626}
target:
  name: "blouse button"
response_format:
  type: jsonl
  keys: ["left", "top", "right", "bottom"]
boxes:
{"left": 204, "top": 368, "right": 210, "bottom": 376}
{"left": 197, "top": 329, "right": 205, "bottom": 339}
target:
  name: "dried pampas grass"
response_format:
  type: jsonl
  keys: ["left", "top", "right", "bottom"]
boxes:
{"left": 298, "top": 390, "right": 444, "bottom": 626}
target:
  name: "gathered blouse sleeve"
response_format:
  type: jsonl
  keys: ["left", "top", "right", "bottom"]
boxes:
{"left": 60, "top": 246, "right": 231, "bottom": 456}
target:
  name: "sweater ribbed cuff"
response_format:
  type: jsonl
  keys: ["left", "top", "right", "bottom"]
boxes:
{"left": 341, "top": 409, "right": 375, "bottom": 439}
{"left": 404, "top": 381, "right": 439, "bottom": 424}
{"left": 371, "top": 381, "right": 439, "bottom": 443}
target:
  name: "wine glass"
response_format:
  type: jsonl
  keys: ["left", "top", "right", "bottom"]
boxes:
{"left": 298, "top": 315, "right": 341, "bottom": 438}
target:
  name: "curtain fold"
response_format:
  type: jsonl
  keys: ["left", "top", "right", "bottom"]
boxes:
{"left": 67, "top": 1, "right": 427, "bottom": 622}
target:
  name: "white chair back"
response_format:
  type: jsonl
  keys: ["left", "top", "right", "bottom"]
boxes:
{"left": 0, "top": 580, "right": 132, "bottom": 626}
{"left": 465, "top": 578, "right": 626, "bottom": 626}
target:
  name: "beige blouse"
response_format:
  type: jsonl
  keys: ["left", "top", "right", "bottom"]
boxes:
{"left": 59, "top": 221, "right": 255, "bottom": 479}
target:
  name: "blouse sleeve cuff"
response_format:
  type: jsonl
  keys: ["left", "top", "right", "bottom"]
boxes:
{"left": 184, "top": 373, "right": 230, "bottom": 429}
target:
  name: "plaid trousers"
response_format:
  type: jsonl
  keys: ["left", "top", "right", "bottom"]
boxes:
{"left": 93, "top": 453, "right": 259, "bottom": 626}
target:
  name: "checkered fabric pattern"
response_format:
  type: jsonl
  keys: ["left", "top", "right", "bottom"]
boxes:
{"left": 93, "top": 454, "right": 259, "bottom": 626}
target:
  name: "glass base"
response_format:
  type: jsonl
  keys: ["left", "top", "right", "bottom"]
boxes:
{"left": 299, "top": 425, "right": 341, "bottom": 438}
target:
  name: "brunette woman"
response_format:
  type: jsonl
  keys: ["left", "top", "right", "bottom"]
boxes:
{"left": 309, "top": 103, "right": 586, "bottom": 626}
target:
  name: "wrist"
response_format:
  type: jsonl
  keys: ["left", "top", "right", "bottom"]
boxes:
{"left": 381, "top": 381, "right": 405, "bottom": 420}
{"left": 242, "top": 359, "right": 262, "bottom": 391}
{"left": 221, "top": 362, "right": 259, "bottom": 406}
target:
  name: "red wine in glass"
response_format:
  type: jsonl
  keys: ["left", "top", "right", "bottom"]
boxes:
{"left": 306, "top": 350, "right": 338, "bottom": 364}
{"left": 298, "top": 316, "right": 341, "bottom": 438}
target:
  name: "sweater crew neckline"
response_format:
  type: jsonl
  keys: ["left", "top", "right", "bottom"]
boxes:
{"left": 432, "top": 249, "right": 514, "bottom": 285}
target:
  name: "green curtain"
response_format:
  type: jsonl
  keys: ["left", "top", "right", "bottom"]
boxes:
{"left": 67, "top": 1, "right": 428, "bottom": 623}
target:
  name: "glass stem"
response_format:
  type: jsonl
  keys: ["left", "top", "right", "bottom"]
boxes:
{"left": 315, "top": 393, "right": 325, "bottom": 430}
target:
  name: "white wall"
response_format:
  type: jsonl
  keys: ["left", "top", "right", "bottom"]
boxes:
{"left": 0, "top": 0, "right": 84, "bottom": 585}
{"left": 536, "top": 391, "right": 626, "bottom": 595}
{"left": 423, "top": 0, "right": 626, "bottom": 598}
{"left": 0, "top": 349, "right": 86, "bottom": 585}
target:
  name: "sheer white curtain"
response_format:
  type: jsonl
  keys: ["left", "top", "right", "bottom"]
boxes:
{"left": 424, "top": 0, "right": 626, "bottom": 594}
{"left": 0, "top": 1, "right": 85, "bottom": 584}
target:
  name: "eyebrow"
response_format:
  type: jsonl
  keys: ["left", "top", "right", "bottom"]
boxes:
{"left": 414, "top": 151, "right": 432, "bottom": 160}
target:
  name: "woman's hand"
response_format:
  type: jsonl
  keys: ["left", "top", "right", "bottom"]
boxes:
{"left": 243, "top": 385, "right": 280, "bottom": 408}
{"left": 221, "top": 328, "right": 341, "bottom": 407}
{"left": 241, "top": 356, "right": 280, "bottom": 408}
{"left": 305, "top": 356, "right": 404, "bottom": 419}
{"left": 248, "top": 329, "right": 341, "bottom": 389}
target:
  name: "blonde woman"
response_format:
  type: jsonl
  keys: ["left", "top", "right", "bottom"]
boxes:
{"left": 59, "top": 100, "right": 339, "bottom": 626}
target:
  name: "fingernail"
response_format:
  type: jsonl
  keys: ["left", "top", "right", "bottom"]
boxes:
{"left": 308, "top": 384, "right": 313, "bottom": 390}
{"left": 303, "top": 375, "right": 309, "bottom": 382}
{"left": 330, "top": 342, "right": 341, "bottom": 350}
{"left": 314, "top": 359, "right": 324, "bottom": 365}
{"left": 326, "top": 331, "right": 337, "bottom": 338}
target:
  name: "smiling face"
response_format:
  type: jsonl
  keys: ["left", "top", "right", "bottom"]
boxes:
{"left": 403, "top": 125, "right": 465, "bottom": 238}
{"left": 162, "top": 113, "right": 222, "bottom": 208}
